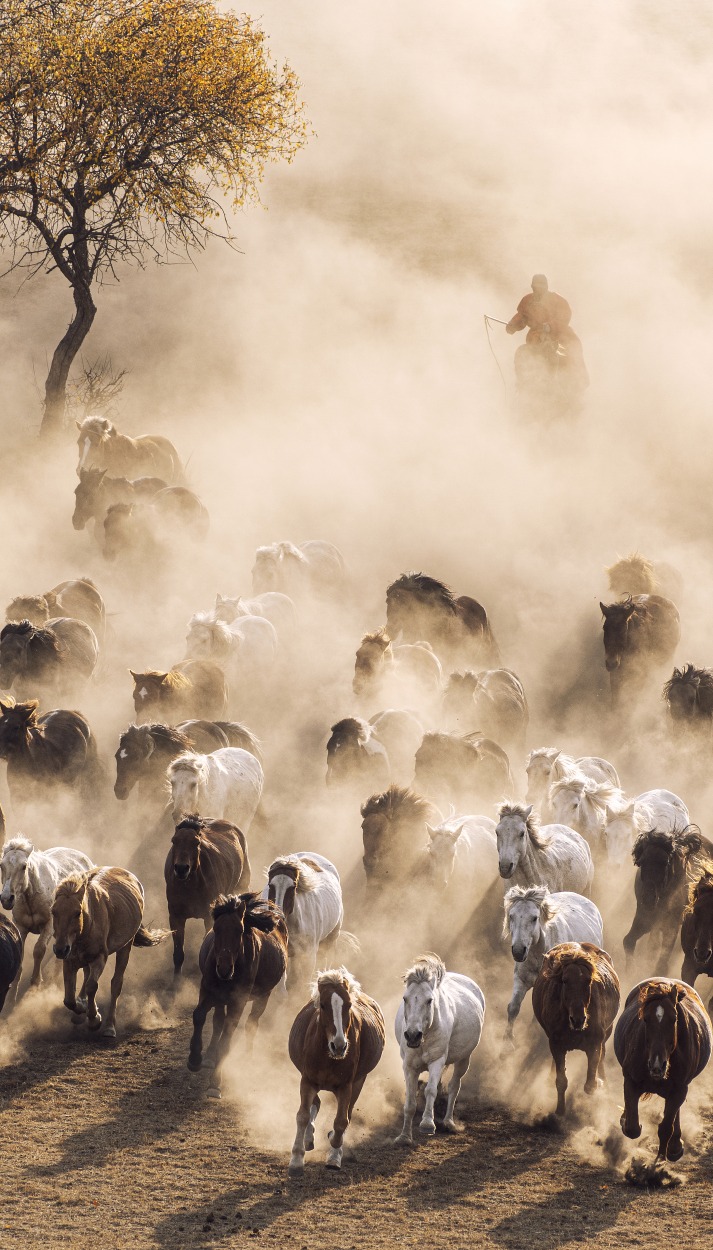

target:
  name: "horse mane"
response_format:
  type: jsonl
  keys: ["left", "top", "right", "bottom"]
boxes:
{"left": 632, "top": 825, "right": 702, "bottom": 865}
{"left": 361, "top": 784, "right": 436, "bottom": 824}
{"left": 360, "top": 628, "right": 391, "bottom": 646}
{"left": 550, "top": 776, "right": 623, "bottom": 812}
{"left": 503, "top": 884, "right": 559, "bottom": 936}
{"left": 311, "top": 966, "right": 362, "bottom": 1006}
{"left": 1, "top": 833, "right": 34, "bottom": 858}
{"left": 140, "top": 723, "right": 192, "bottom": 751}
{"left": 387, "top": 572, "right": 458, "bottom": 614}
{"left": 498, "top": 802, "right": 552, "bottom": 850}
{"left": 54, "top": 866, "right": 105, "bottom": 901}
{"left": 78, "top": 416, "right": 113, "bottom": 439}
{"left": 255, "top": 541, "right": 306, "bottom": 564}
{"left": 212, "top": 891, "right": 280, "bottom": 932}
{"left": 137, "top": 668, "right": 191, "bottom": 691}
{"left": 403, "top": 953, "right": 446, "bottom": 988}
{"left": 541, "top": 942, "right": 603, "bottom": 982}
{"left": 175, "top": 813, "right": 206, "bottom": 835}
{"left": 0, "top": 697, "right": 39, "bottom": 724}
{"left": 663, "top": 663, "right": 713, "bottom": 699}
{"left": 607, "top": 552, "right": 656, "bottom": 594}
{"left": 330, "top": 717, "right": 372, "bottom": 744}
{"left": 637, "top": 979, "right": 681, "bottom": 1017}
{"left": 0, "top": 620, "right": 66, "bottom": 660}
{"left": 267, "top": 855, "right": 321, "bottom": 893}
{"left": 168, "top": 751, "right": 208, "bottom": 780}
{"left": 683, "top": 863, "right": 713, "bottom": 916}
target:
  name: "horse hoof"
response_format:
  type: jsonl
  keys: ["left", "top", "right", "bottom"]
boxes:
{"left": 70, "top": 1013, "right": 86, "bottom": 1026}
{"left": 326, "top": 1154, "right": 342, "bottom": 1170}
{"left": 394, "top": 1134, "right": 413, "bottom": 1147}
{"left": 206, "top": 1087, "right": 222, "bottom": 1100}
{"left": 103, "top": 1025, "right": 117, "bottom": 1039}
{"left": 665, "top": 1142, "right": 684, "bottom": 1162}
{"left": 288, "top": 1164, "right": 304, "bottom": 1179}
{"left": 87, "top": 1016, "right": 102, "bottom": 1032}
{"left": 584, "top": 1078, "right": 603, "bottom": 1095}
{"left": 620, "top": 1115, "right": 641, "bottom": 1140}
{"left": 187, "top": 1057, "right": 202, "bottom": 1072}
{"left": 440, "top": 1119, "right": 463, "bottom": 1135}
{"left": 419, "top": 1121, "right": 436, "bottom": 1137}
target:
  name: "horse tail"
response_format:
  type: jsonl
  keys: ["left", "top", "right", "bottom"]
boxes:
{"left": 335, "top": 929, "right": 361, "bottom": 959}
{"left": 133, "top": 925, "right": 170, "bottom": 947}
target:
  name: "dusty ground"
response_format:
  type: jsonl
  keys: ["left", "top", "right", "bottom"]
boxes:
{"left": 2, "top": 981, "right": 712, "bottom": 1250}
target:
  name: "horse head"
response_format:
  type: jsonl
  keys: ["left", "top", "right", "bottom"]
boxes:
{"left": 171, "top": 816, "right": 204, "bottom": 880}
{"left": 211, "top": 893, "right": 247, "bottom": 980}
{"left": 637, "top": 981, "right": 683, "bottom": 1081}
{"left": 496, "top": 803, "right": 534, "bottom": 879}
{"left": 114, "top": 724, "right": 153, "bottom": 798}
{"left": 73, "top": 468, "right": 107, "bottom": 530}
{"left": 52, "top": 871, "right": 90, "bottom": 959}
{"left": 401, "top": 955, "right": 445, "bottom": 1048}
{"left": 600, "top": 598, "right": 637, "bottom": 671}
{"left": 312, "top": 968, "right": 361, "bottom": 1059}
{"left": 0, "top": 834, "right": 34, "bottom": 910}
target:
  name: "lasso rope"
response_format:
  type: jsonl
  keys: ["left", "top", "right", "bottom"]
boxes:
{"left": 484, "top": 315, "right": 509, "bottom": 399}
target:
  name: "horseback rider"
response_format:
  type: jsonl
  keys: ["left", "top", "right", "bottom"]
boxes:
{"left": 506, "top": 274, "right": 588, "bottom": 385}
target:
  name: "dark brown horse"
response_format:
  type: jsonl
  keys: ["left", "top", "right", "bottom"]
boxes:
{"left": 600, "top": 594, "right": 680, "bottom": 702}
{"left": 385, "top": 572, "right": 499, "bottom": 668}
{"left": 165, "top": 815, "right": 251, "bottom": 975}
{"left": 103, "top": 489, "right": 209, "bottom": 560}
{"left": 0, "top": 618, "right": 99, "bottom": 695}
{"left": 326, "top": 718, "right": 390, "bottom": 791}
{"left": 622, "top": 827, "right": 713, "bottom": 967}
{"left": 680, "top": 867, "right": 713, "bottom": 988}
{"left": 114, "top": 719, "right": 260, "bottom": 801}
{"left": 73, "top": 468, "right": 168, "bottom": 530}
{"left": 614, "top": 978, "right": 712, "bottom": 1160}
{"left": 288, "top": 968, "right": 385, "bottom": 1175}
{"left": 187, "top": 893, "right": 288, "bottom": 1096}
{"left": 0, "top": 698, "right": 102, "bottom": 805}
{"left": 532, "top": 942, "right": 620, "bottom": 1116}
{"left": 130, "top": 660, "right": 227, "bottom": 722}
{"left": 5, "top": 578, "right": 105, "bottom": 641}
{"left": 414, "top": 732, "right": 512, "bottom": 810}
{"left": 606, "top": 553, "right": 683, "bottom": 602}
{"left": 0, "top": 914, "right": 22, "bottom": 1014}
{"left": 663, "top": 664, "right": 713, "bottom": 736}
{"left": 361, "top": 786, "right": 441, "bottom": 891}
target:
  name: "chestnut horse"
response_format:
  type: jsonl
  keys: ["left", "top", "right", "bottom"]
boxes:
{"left": 614, "top": 978, "right": 712, "bottom": 1160}
{"left": 288, "top": 968, "right": 385, "bottom": 1175}
{"left": 129, "top": 660, "right": 227, "bottom": 722}
{"left": 165, "top": 816, "right": 251, "bottom": 975}
{"left": 51, "top": 867, "right": 167, "bottom": 1037}
{"left": 532, "top": 942, "right": 620, "bottom": 1116}
{"left": 187, "top": 893, "right": 288, "bottom": 1096}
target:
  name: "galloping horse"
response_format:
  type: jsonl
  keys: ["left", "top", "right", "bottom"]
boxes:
{"left": 600, "top": 594, "right": 680, "bottom": 702}
{"left": 663, "top": 664, "right": 713, "bottom": 736}
{"left": 76, "top": 416, "right": 182, "bottom": 482}
{"left": 386, "top": 572, "right": 499, "bottom": 668}
{"left": 165, "top": 816, "right": 251, "bottom": 975}
{"left": 130, "top": 660, "right": 227, "bottom": 722}
{"left": 263, "top": 853, "right": 349, "bottom": 987}
{"left": 0, "top": 618, "right": 99, "bottom": 695}
{"left": 6, "top": 578, "right": 106, "bottom": 641}
{"left": 0, "top": 698, "right": 102, "bottom": 806}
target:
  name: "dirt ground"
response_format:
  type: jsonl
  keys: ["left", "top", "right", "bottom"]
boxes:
{"left": 2, "top": 978, "right": 712, "bottom": 1250}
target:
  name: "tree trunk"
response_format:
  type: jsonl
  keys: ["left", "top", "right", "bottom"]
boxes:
{"left": 40, "top": 281, "right": 96, "bottom": 438}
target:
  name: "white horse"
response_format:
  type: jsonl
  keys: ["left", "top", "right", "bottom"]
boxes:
{"left": 604, "top": 789, "right": 690, "bottom": 866}
{"left": 0, "top": 835, "right": 94, "bottom": 997}
{"left": 503, "top": 885, "right": 603, "bottom": 1041}
{"left": 368, "top": 709, "right": 424, "bottom": 785}
{"left": 252, "top": 540, "right": 345, "bottom": 597}
{"left": 425, "top": 814, "right": 498, "bottom": 893}
{"left": 548, "top": 777, "right": 626, "bottom": 855}
{"left": 526, "top": 748, "right": 620, "bottom": 820}
{"left": 394, "top": 953, "right": 485, "bottom": 1142}
{"left": 167, "top": 749, "right": 263, "bottom": 828}
{"left": 261, "top": 852, "right": 351, "bottom": 986}
{"left": 213, "top": 591, "right": 297, "bottom": 639}
{"left": 185, "top": 612, "right": 278, "bottom": 674}
{"left": 496, "top": 803, "right": 593, "bottom": 895}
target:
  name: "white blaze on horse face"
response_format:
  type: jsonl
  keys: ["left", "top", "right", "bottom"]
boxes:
{"left": 269, "top": 873, "right": 294, "bottom": 915}
{"left": 138, "top": 687, "right": 148, "bottom": 700}
{"left": 119, "top": 749, "right": 128, "bottom": 759}
{"left": 330, "top": 992, "right": 347, "bottom": 1055}
{"left": 79, "top": 437, "right": 91, "bottom": 468}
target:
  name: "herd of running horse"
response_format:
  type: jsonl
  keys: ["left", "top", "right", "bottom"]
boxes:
{"left": 0, "top": 417, "right": 712, "bottom": 1174}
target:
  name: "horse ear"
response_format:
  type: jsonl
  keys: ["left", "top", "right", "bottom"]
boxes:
{"left": 215, "top": 594, "right": 225, "bottom": 606}
{"left": 625, "top": 603, "right": 636, "bottom": 618}
{"left": 75, "top": 420, "right": 83, "bottom": 431}
{"left": 426, "top": 824, "right": 436, "bottom": 840}
{"left": 599, "top": 602, "right": 609, "bottom": 616}
{"left": 524, "top": 804, "right": 534, "bottom": 819}
{"left": 129, "top": 670, "right": 139, "bottom": 681}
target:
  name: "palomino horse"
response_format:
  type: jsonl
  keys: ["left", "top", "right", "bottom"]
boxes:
{"left": 288, "top": 968, "right": 385, "bottom": 1174}
{"left": 600, "top": 594, "right": 680, "bottom": 703}
{"left": 622, "top": 826, "right": 712, "bottom": 968}
{"left": 187, "top": 893, "right": 288, "bottom": 1096}
{"left": 532, "top": 942, "right": 620, "bottom": 1116}
{"left": 167, "top": 748, "right": 263, "bottom": 829}
{"left": 663, "top": 664, "right": 713, "bottom": 736}
{"left": 0, "top": 835, "right": 94, "bottom": 998}
{"left": 496, "top": 803, "right": 593, "bottom": 895}
{"left": 614, "top": 978, "right": 712, "bottom": 1161}
{"left": 0, "top": 618, "right": 99, "bottom": 695}
{"left": 385, "top": 572, "right": 499, "bottom": 668}
{"left": 5, "top": 578, "right": 106, "bottom": 642}
{"left": 165, "top": 815, "right": 251, "bottom": 975}
{"left": 72, "top": 468, "right": 168, "bottom": 530}
{"left": 51, "top": 867, "right": 167, "bottom": 1037}
{"left": 130, "top": 660, "right": 227, "bottom": 722}
{"left": 0, "top": 915, "right": 21, "bottom": 1013}
{"left": 502, "top": 885, "right": 603, "bottom": 1043}
{"left": 0, "top": 698, "right": 102, "bottom": 806}
{"left": 76, "top": 415, "right": 182, "bottom": 482}
{"left": 395, "top": 954, "right": 485, "bottom": 1143}
{"left": 262, "top": 853, "right": 351, "bottom": 988}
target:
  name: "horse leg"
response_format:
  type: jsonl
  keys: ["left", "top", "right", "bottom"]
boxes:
{"left": 658, "top": 1089, "right": 687, "bottom": 1161}
{"left": 304, "top": 1093, "right": 321, "bottom": 1151}
{"left": 29, "top": 923, "right": 52, "bottom": 988}
{"left": 503, "top": 973, "right": 528, "bottom": 1048}
{"left": 187, "top": 988, "right": 212, "bottom": 1071}
{"left": 9, "top": 926, "right": 28, "bottom": 1003}
{"left": 622, "top": 910, "right": 651, "bottom": 965}
{"left": 680, "top": 955, "right": 698, "bottom": 988}
{"left": 103, "top": 942, "right": 132, "bottom": 1038}
{"left": 620, "top": 1076, "right": 642, "bottom": 1139}
{"left": 420, "top": 1056, "right": 447, "bottom": 1135}
{"left": 395, "top": 1064, "right": 420, "bottom": 1145}
{"left": 584, "top": 1040, "right": 604, "bottom": 1096}
{"left": 551, "top": 1042, "right": 568, "bottom": 1116}
{"left": 85, "top": 954, "right": 107, "bottom": 1031}
{"left": 289, "top": 1078, "right": 319, "bottom": 1177}
{"left": 244, "top": 993, "right": 270, "bottom": 1053}
{"left": 207, "top": 994, "right": 248, "bottom": 1098}
{"left": 202, "top": 1003, "right": 226, "bottom": 1068}
{"left": 440, "top": 1056, "right": 470, "bottom": 1132}
{"left": 170, "top": 914, "right": 185, "bottom": 977}
{"left": 61, "top": 960, "right": 82, "bottom": 1018}
{"left": 326, "top": 1084, "right": 352, "bottom": 1169}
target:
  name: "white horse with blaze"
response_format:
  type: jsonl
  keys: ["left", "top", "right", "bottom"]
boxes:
{"left": 394, "top": 954, "right": 485, "bottom": 1143}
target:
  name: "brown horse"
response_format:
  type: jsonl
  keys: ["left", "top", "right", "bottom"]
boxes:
{"left": 614, "top": 978, "right": 712, "bottom": 1160}
{"left": 114, "top": 719, "right": 260, "bottom": 801}
{"left": 414, "top": 732, "right": 513, "bottom": 810}
{"left": 165, "top": 816, "right": 251, "bottom": 975}
{"left": 73, "top": 468, "right": 168, "bottom": 530}
{"left": 0, "top": 915, "right": 22, "bottom": 1014}
{"left": 606, "top": 553, "right": 683, "bottom": 602}
{"left": 5, "top": 578, "right": 106, "bottom": 642}
{"left": 0, "top": 618, "right": 99, "bottom": 695}
{"left": 0, "top": 698, "right": 102, "bottom": 805}
{"left": 130, "top": 660, "right": 227, "bottom": 722}
{"left": 663, "top": 664, "right": 713, "bottom": 736}
{"left": 385, "top": 572, "right": 499, "bottom": 668}
{"left": 103, "top": 490, "right": 209, "bottom": 560}
{"left": 600, "top": 594, "right": 680, "bottom": 703}
{"left": 361, "top": 786, "right": 441, "bottom": 892}
{"left": 680, "top": 867, "right": 713, "bottom": 988}
{"left": 623, "top": 827, "right": 713, "bottom": 967}
{"left": 532, "top": 942, "right": 620, "bottom": 1116}
{"left": 187, "top": 893, "right": 288, "bottom": 1096}
{"left": 76, "top": 415, "right": 182, "bottom": 482}
{"left": 288, "top": 968, "right": 385, "bottom": 1175}
{"left": 51, "top": 867, "right": 167, "bottom": 1037}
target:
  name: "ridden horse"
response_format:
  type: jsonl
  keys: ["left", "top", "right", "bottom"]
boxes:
{"left": 252, "top": 540, "right": 345, "bottom": 598}
{"left": 0, "top": 698, "right": 102, "bottom": 805}
{"left": 263, "top": 853, "right": 349, "bottom": 987}
{"left": 165, "top": 816, "right": 251, "bottom": 975}
{"left": 6, "top": 578, "right": 106, "bottom": 642}
{"left": 130, "top": 660, "right": 227, "bottom": 722}
{"left": 51, "top": 867, "right": 167, "bottom": 1037}
{"left": 442, "top": 669, "right": 529, "bottom": 754}
{"left": 663, "top": 664, "right": 713, "bottom": 736}
{"left": 352, "top": 629, "right": 442, "bottom": 705}
{"left": 76, "top": 415, "right": 182, "bottom": 482}
{"left": 614, "top": 978, "right": 712, "bottom": 1161}
{"left": 385, "top": 572, "right": 499, "bottom": 668}
{"left": 0, "top": 836, "right": 94, "bottom": 998}
{"left": 495, "top": 803, "right": 593, "bottom": 895}
{"left": 288, "top": 967, "right": 385, "bottom": 1174}
{"left": 622, "top": 827, "right": 713, "bottom": 967}
{"left": 72, "top": 468, "right": 168, "bottom": 530}
{"left": 532, "top": 942, "right": 620, "bottom": 1116}
{"left": 103, "top": 489, "right": 209, "bottom": 559}
{"left": 167, "top": 748, "right": 263, "bottom": 829}
{"left": 502, "top": 885, "right": 603, "bottom": 1043}
{"left": 361, "top": 786, "right": 441, "bottom": 893}
{"left": 187, "top": 893, "right": 288, "bottom": 1095}
{"left": 0, "top": 915, "right": 22, "bottom": 1013}
{"left": 0, "top": 618, "right": 99, "bottom": 695}
{"left": 525, "top": 748, "right": 620, "bottom": 820}
{"left": 606, "top": 553, "right": 683, "bottom": 602}
{"left": 604, "top": 788, "right": 689, "bottom": 867}
{"left": 394, "top": 953, "right": 485, "bottom": 1143}
{"left": 600, "top": 594, "right": 680, "bottom": 702}
{"left": 326, "top": 718, "right": 390, "bottom": 792}
{"left": 414, "top": 732, "right": 512, "bottom": 810}
{"left": 114, "top": 719, "right": 261, "bottom": 801}
{"left": 680, "top": 867, "right": 713, "bottom": 989}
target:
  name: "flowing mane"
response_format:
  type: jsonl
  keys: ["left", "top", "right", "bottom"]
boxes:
{"left": 0, "top": 620, "right": 67, "bottom": 661}
{"left": 5, "top": 596, "right": 49, "bottom": 623}
{"left": 359, "top": 628, "right": 391, "bottom": 646}
{"left": 310, "top": 966, "right": 362, "bottom": 1006}
{"left": 683, "top": 864, "right": 713, "bottom": 916}
{"left": 387, "top": 572, "right": 458, "bottom": 614}
{"left": 607, "top": 552, "right": 657, "bottom": 595}
{"left": 498, "top": 802, "right": 552, "bottom": 850}
{"left": 403, "top": 953, "right": 446, "bottom": 988}
{"left": 540, "top": 942, "right": 604, "bottom": 981}
{"left": 636, "top": 979, "right": 680, "bottom": 1016}
{"left": 503, "top": 884, "right": 560, "bottom": 935}
{"left": 663, "top": 663, "right": 713, "bottom": 699}
{"left": 1, "top": 833, "right": 33, "bottom": 858}
{"left": 122, "top": 722, "right": 192, "bottom": 752}
{"left": 144, "top": 668, "right": 191, "bottom": 691}
{"left": 550, "top": 776, "right": 624, "bottom": 813}
{"left": 632, "top": 825, "right": 703, "bottom": 866}
{"left": 267, "top": 855, "right": 322, "bottom": 893}
{"left": 361, "top": 784, "right": 437, "bottom": 824}
{"left": 330, "top": 717, "right": 372, "bottom": 745}
{"left": 212, "top": 891, "right": 280, "bottom": 931}
{"left": 55, "top": 866, "right": 104, "bottom": 901}
{"left": 168, "top": 751, "right": 209, "bottom": 782}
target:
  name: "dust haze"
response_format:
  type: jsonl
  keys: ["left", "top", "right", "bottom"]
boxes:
{"left": 1, "top": 0, "right": 712, "bottom": 1176}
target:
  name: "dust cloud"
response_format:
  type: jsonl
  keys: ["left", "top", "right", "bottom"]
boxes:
{"left": 0, "top": 0, "right": 712, "bottom": 1173}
